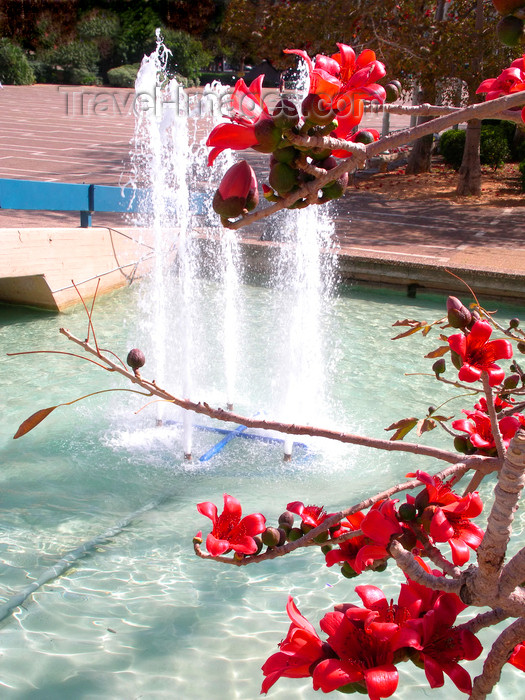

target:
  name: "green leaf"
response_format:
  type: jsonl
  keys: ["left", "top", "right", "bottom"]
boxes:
{"left": 13, "top": 406, "right": 57, "bottom": 439}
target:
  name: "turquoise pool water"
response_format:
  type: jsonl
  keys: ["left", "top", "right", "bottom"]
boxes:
{"left": 1, "top": 283, "right": 523, "bottom": 699}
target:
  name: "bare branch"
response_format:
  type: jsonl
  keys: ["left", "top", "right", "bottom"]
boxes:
{"left": 470, "top": 618, "right": 525, "bottom": 700}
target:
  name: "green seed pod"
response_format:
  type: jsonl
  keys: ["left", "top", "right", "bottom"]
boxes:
{"left": 272, "top": 146, "right": 299, "bottom": 164}
{"left": 354, "top": 130, "right": 376, "bottom": 144}
{"left": 454, "top": 436, "right": 470, "bottom": 454}
{"left": 253, "top": 117, "right": 282, "bottom": 153}
{"left": 301, "top": 93, "right": 336, "bottom": 126}
{"left": 261, "top": 527, "right": 281, "bottom": 548}
{"left": 503, "top": 373, "right": 520, "bottom": 390}
{"left": 212, "top": 191, "right": 246, "bottom": 219}
{"left": 272, "top": 98, "right": 300, "bottom": 130}
{"left": 287, "top": 527, "right": 303, "bottom": 542}
{"left": 398, "top": 502, "right": 417, "bottom": 522}
{"left": 497, "top": 14, "right": 524, "bottom": 47}
{"left": 384, "top": 83, "right": 400, "bottom": 103}
{"left": 341, "top": 561, "right": 359, "bottom": 578}
{"left": 450, "top": 349, "right": 463, "bottom": 370}
{"left": 269, "top": 162, "right": 297, "bottom": 195}
{"left": 313, "top": 530, "right": 329, "bottom": 544}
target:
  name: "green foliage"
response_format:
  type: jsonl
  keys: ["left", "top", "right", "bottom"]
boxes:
{"left": 162, "top": 29, "right": 212, "bottom": 83}
{"left": 199, "top": 71, "right": 239, "bottom": 87}
{"left": 77, "top": 12, "right": 120, "bottom": 41}
{"left": 51, "top": 40, "right": 100, "bottom": 72}
{"left": 107, "top": 63, "right": 140, "bottom": 88}
{"left": 438, "top": 129, "right": 466, "bottom": 170}
{"left": 0, "top": 38, "right": 35, "bottom": 85}
{"left": 114, "top": 6, "right": 162, "bottom": 65}
{"left": 440, "top": 124, "right": 513, "bottom": 170}
{"left": 480, "top": 125, "right": 511, "bottom": 169}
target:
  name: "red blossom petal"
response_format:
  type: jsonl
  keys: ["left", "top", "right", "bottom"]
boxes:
{"left": 197, "top": 500, "right": 218, "bottom": 523}
{"left": 313, "top": 658, "right": 362, "bottom": 692}
{"left": 363, "top": 664, "right": 399, "bottom": 700}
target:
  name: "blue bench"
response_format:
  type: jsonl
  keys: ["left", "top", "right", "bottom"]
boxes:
{"left": 0, "top": 178, "right": 145, "bottom": 227}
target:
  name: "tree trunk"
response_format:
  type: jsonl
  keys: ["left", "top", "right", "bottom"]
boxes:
{"left": 456, "top": 119, "right": 482, "bottom": 196}
{"left": 405, "top": 115, "right": 435, "bottom": 174}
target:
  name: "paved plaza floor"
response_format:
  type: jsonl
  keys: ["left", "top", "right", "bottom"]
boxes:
{"left": 1, "top": 84, "right": 524, "bottom": 300}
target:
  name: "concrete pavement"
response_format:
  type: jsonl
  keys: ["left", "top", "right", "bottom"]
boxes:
{"left": 1, "top": 84, "right": 525, "bottom": 302}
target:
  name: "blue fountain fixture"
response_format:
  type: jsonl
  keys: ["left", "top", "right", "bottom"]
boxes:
{"left": 198, "top": 423, "right": 249, "bottom": 461}
{"left": 163, "top": 419, "right": 310, "bottom": 459}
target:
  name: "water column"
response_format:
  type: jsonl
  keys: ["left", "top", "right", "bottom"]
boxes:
{"left": 132, "top": 43, "right": 241, "bottom": 458}
{"left": 270, "top": 204, "right": 337, "bottom": 460}
{"left": 132, "top": 37, "right": 194, "bottom": 458}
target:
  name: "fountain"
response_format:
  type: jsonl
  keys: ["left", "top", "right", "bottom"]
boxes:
{"left": 130, "top": 35, "right": 337, "bottom": 462}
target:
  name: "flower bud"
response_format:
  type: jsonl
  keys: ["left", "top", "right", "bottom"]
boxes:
{"left": 384, "top": 83, "right": 400, "bottom": 103}
{"left": 518, "top": 342, "right": 525, "bottom": 354}
{"left": 509, "top": 317, "right": 520, "bottom": 329}
{"left": 212, "top": 160, "right": 259, "bottom": 219}
{"left": 398, "top": 502, "right": 417, "bottom": 522}
{"left": 278, "top": 510, "right": 295, "bottom": 528}
{"left": 446, "top": 296, "right": 472, "bottom": 328}
{"left": 503, "top": 373, "right": 520, "bottom": 390}
{"left": 432, "top": 358, "right": 446, "bottom": 376}
{"left": 287, "top": 527, "right": 303, "bottom": 542}
{"left": 127, "top": 348, "right": 146, "bottom": 371}
{"left": 341, "top": 561, "right": 359, "bottom": 578}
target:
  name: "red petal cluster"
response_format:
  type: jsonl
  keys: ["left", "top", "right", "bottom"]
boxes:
{"left": 262, "top": 582, "right": 481, "bottom": 697}
{"left": 448, "top": 320, "right": 513, "bottom": 386}
{"left": 196, "top": 494, "right": 266, "bottom": 556}
{"left": 477, "top": 55, "right": 525, "bottom": 123}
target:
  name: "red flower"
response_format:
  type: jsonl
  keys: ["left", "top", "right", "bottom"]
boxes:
{"left": 476, "top": 56, "right": 525, "bottom": 101}
{"left": 261, "top": 596, "right": 330, "bottom": 694}
{"left": 284, "top": 43, "right": 386, "bottom": 132}
{"left": 398, "top": 558, "right": 466, "bottom": 620}
{"left": 196, "top": 494, "right": 266, "bottom": 556}
{"left": 286, "top": 500, "right": 331, "bottom": 528}
{"left": 509, "top": 641, "right": 525, "bottom": 672}
{"left": 397, "top": 595, "right": 482, "bottom": 693}
{"left": 324, "top": 511, "right": 369, "bottom": 573}
{"left": 314, "top": 605, "right": 399, "bottom": 697}
{"left": 356, "top": 500, "right": 404, "bottom": 573}
{"left": 448, "top": 320, "right": 513, "bottom": 386}
{"left": 452, "top": 409, "right": 523, "bottom": 453}
{"left": 283, "top": 48, "right": 343, "bottom": 98}
{"left": 409, "top": 472, "right": 484, "bottom": 566}
{"left": 429, "top": 493, "right": 484, "bottom": 566}
{"left": 206, "top": 76, "right": 271, "bottom": 165}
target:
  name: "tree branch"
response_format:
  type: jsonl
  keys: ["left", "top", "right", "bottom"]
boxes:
{"left": 58, "top": 328, "right": 501, "bottom": 468}
{"left": 470, "top": 618, "right": 525, "bottom": 700}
